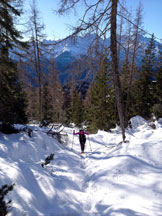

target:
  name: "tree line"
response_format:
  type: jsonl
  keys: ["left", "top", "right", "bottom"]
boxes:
{"left": 0, "top": 0, "right": 162, "bottom": 136}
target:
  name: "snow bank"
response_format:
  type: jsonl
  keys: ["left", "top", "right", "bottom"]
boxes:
{"left": 0, "top": 118, "right": 162, "bottom": 216}
{"left": 0, "top": 127, "right": 63, "bottom": 216}
{"left": 129, "top": 115, "right": 148, "bottom": 129}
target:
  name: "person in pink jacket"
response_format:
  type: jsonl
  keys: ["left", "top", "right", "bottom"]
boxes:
{"left": 73, "top": 129, "right": 89, "bottom": 153}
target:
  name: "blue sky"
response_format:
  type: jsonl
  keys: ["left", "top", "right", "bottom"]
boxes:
{"left": 23, "top": 0, "right": 162, "bottom": 41}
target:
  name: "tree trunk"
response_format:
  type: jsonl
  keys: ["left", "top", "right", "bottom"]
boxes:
{"left": 32, "top": 37, "right": 42, "bottom": 121}
{"left": 110, "top": 0, "right": 126, "bottom": 141}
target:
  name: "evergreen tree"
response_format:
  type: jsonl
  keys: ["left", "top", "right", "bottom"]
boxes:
{"left": 155, "top": 66, "right": 162, "bottom": 104}
{"left": 72, "top": 92, "right": 84, "bottom": 127}
{"left": 152, "top": 66, "right": 162, "bottom": 119}
{"left": 63, "top": 78, "right": 77, "bottom": 126}
{"left": 154, "top": 44, "right": 162, "bottom": 105}
{"left": 0, "top": 0, "right": 27, "bottom": 125}
{"left": 0, "top": 0, "right": 25, "bottom": 52}
{"left": 85, "top": 58, "right": 115, "bottom": 132}
{"left": 158, "top": 41, "right": 162, "bottom": 67}
{"left": 132, "top": 34, "right": 156, "bottom": 119}
{"left": 0, "top": 59, "right": 27, "bottom": 124}
{"left": 141, "top": 34, "right": 156, "bottom": 78}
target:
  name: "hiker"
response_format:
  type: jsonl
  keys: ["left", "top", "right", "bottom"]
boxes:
{"left": 73, "top": 129, "right": 89, "bottom": 153}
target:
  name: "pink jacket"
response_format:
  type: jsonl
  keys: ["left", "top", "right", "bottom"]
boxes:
{"left": 73, "top": 130, "right": 89, "bottom": 135}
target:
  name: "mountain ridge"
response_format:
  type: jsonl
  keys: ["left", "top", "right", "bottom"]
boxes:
{"left": 10, "top": 34, "right": 162, "bottom": 85}
{"left": 43, "top": 33, "right": 161, "bottom": 59}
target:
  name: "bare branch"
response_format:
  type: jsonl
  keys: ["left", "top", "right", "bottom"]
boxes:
{"left": 117, "top": 12, "right": 161, "bottom": 41}
{"left": 57, "top": 0, "right": 80, "bottom": 15}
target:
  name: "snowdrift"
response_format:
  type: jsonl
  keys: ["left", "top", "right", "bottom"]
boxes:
{"left": 0, "top": 116, "right": 162, "bottom": 216}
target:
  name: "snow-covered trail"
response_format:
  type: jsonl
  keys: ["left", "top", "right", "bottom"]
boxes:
{"left": 0, "top": 117, "right": 162, "bottom": 216}
{"left": 60, "top": 125, "right": 162, "bottom": 216}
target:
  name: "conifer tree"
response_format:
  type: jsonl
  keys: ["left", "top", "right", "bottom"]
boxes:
{"left": 0, "top": 0, "right": 27, "bottom": 125}
{"left": 0, "top": 0, "right": 25, "bottom": 51}
{"left": 85, "top": 57, "right": 115, "bottom": 132}
{"left": 132, "top": 34, "right": 156, "bottom": 119}
{"left": 63, "top": 78, "right": 77, "bottom": 126}
{"left": 155, "top": 47, "right": 162, "bottom": 105}
{"left": 155, "top": 68, "right": 162, "bottom": 102}
{"left": 72, "top": 92, "right": 84, "bottom": 127}
{"left": 0, "top": 60, "right": 27, "bottom": 124}
{"left": 154, "top": 40, "right": 162, "bottom": 105}
{"left": 152, "top": 64, "right": 162, "bottom": 119}
{"left": 158, "top": 41, "right": 162, "bottom": 67}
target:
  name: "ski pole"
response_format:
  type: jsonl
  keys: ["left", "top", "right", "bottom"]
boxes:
{"left": 71, "top": 130, "right": 74, "bottom": 149}
{"left": 88, "top": 135, "right": 92, "bottom": 152}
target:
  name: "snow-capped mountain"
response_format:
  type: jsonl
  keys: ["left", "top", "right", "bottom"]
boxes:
{"left": 43, "top": 33, "right": 108, "bottom": 58}
{"left": 42, "top": 34, "right": 161, "bottom": 84}
{"left": 11, "top": 33, "right": 161, "bottom": 62}
{"left": 43, "top": 33, "right": 161, "bottom": 59}
{"left": 10, "top": 33, "right": 161, "bottom": 85}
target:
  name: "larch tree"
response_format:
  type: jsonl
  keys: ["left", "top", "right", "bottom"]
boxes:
{"left": 26, "top": 0, "right": 46, "bottom": 121}
{"left": 42, "top": 81, "right": 53, "bottom": 123}
{"left": 124, "top": 2, "right": 144, "bottom": 123}
{"left": 48, "top": 59, "right": 65, "bottom": 123}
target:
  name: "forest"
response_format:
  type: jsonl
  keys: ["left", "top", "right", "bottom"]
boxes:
{"left": 0, "top": 0, "right": 162, "bottom": 137}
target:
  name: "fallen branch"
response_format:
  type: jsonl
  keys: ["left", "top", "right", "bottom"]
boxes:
{"left": 41, "top": 153, "right": 55, "bottom": 168}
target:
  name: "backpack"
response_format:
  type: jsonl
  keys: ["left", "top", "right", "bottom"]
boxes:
{"left": 79, "top": 133, "right": 86, "bottom": 143}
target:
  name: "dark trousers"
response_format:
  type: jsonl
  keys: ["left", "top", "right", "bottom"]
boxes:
{"left": 80, "top": 141, "right": 85, "bottom": 152}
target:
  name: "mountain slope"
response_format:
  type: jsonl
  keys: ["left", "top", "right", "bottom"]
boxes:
{"left": 10, "top": 34, "right": 162, "bottom": 86}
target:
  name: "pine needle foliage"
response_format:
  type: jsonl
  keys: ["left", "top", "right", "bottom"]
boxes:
{"left": 85, "top": 57, "right": 115, "bottom": 131}
{"left": 152, "top": 66, "right": 162, "bottom": 119}
{"left": 0, "top": 58, "right": 27, "bottom": 124}
{"left": 72, "top": 92, "right": 84, "bottom": 127}
{"left": 0, "top": 0, "right": 28, "bottom": 125}
{"left": 131, "top": 34, "right": 156, "bottom": 119}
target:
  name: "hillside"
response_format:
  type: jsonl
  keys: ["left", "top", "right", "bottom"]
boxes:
{"left": 0, "top": 116, "right": 162, "bottom": 216}
{"left": 11, "top": 34, "right": 162, "bottom": 85}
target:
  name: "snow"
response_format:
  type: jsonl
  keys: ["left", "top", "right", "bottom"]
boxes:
{"left": 45, "top": 33, "right": 109, "bottom": 59}
{"left": 0, "top": 116, "right": 162, "bottom": 216}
